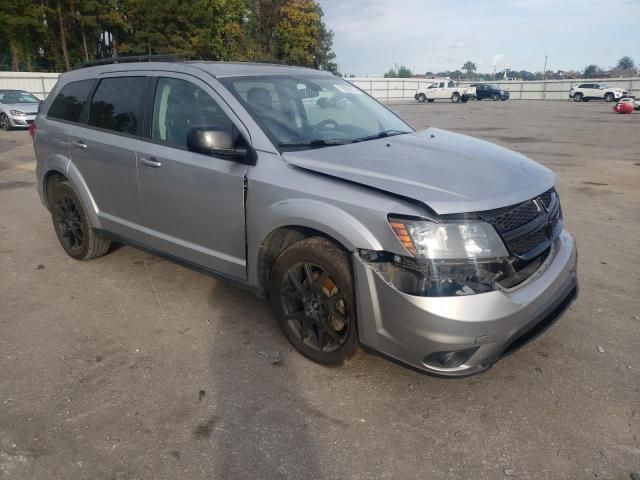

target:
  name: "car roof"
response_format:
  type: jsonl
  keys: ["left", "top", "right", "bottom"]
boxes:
{"left": 63, "top": 61, "right": 333, "bottom": 81}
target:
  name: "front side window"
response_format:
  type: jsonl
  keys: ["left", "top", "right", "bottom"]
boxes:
{"left": 219, "top": 75, "right": 412, "bottom": 151}
{"left": 439, "top": 82, "right": 445, "bottom": 88}
{"left": 152, "top": 77, "right": 233, "bottom": 148}
{"left": 88, "top": 77, "right": 147, "bottom": 135}
{"left": 47, "top": 80, "right": 94, "bottom": 122}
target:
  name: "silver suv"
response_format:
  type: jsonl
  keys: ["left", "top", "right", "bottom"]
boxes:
{"left": 33, "top": 59, "right": 578, "bottom": 376}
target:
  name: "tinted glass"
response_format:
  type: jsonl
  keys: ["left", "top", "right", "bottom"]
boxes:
{"left": 47, "top": 80, "right": 93, "bottom": 122}
{"left": 152, "top": 78, "right": 233, "bottom": 148}
{"left": 88, "top": 77, "right": 147, "bottom": 135}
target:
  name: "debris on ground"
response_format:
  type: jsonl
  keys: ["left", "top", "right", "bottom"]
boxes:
{"left": 596, "top": 345, "right": 605, "bottom": 353}
{"left": 630, "top": 473, "right": 640, "bottom": 480}
{"left": 258, "top": 349, "right": 281, "bottom": 364}
{"left": 503, "top": 468, "right": 515, "bottom": 476}
{"left": 36, "top": 264, "right": 45, "bottom": 270}
{"left": 198, "top": 390, "right": 206, "bottom": 402}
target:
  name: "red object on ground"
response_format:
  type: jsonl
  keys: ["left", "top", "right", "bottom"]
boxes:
{"left": 613, "top": 102, "right": 634, "bottom": 114}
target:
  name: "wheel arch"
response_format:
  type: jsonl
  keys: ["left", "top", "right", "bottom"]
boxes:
{"left": 249, "top": 199, "right": 384, "bottom": 297}
{"left": 43, "top": 161, "right": 102, "bottom": 228}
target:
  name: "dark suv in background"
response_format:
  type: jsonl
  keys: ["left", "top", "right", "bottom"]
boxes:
{"left": 472, "top": 84, "right": 509, "bottom": 101}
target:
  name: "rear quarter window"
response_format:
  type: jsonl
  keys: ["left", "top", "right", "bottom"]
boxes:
{"left": 47, "top": 80, "right": 94, "bottom": 122}
{"left": 88, "top": 77, "right": 148, "bottom": 135}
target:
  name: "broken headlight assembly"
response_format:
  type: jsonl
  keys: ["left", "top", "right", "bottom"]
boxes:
{"left": 361, "top": 217, "right": 514, "bottom": 297}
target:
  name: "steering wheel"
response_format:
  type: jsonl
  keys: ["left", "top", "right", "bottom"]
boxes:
{"left": 311, "top": 119, "right": 339, "bottom": 135}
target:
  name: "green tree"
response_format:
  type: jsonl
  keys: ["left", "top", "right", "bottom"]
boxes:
{"left": 383, "top": 68, "right": 397, "bottom": 78}
{"left": 617, "top": 56, "right": 635, "bottom": 71}
{"left": 462, "top": 61, "right": 476, "bottom": 78}
{"left": 396, "top": 65, "right": 412, "bottom": 78}
{"left": 274, "top": 0, "right": 336, "bottom": 72}
{"left": 583, "top": 64, "right": 601, "bottom": 78}
{"left": 0, "top": 0, "right": 46, "bottom": 70}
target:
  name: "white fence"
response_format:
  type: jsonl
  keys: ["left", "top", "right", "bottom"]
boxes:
{"left": 0, "top": 72, "right": 61, "bottom": 100}
{"left": 1, "top": 71, "right": 638, "bottom": 102}
{"left": 349, "top": 77, "right": 639, "bottom": 101}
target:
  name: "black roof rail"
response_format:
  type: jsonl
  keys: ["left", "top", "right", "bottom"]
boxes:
{"left": 73, "top": 54, "right": 182, "bottom": 70}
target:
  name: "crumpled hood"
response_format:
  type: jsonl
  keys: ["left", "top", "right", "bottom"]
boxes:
{"left": 282, "top": 128, "right": 556, "bottom": 215}
{"left": 4, "top": 103, "right": 39, "bottom": 114}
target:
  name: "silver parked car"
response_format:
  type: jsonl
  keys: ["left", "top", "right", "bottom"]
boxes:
{"left": 0, "top": 89, "right": 40, "bottom": 130}
{"left": 33, "top": 59, "right": 578, "bottom": 376}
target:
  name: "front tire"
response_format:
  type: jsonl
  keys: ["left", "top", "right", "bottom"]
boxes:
{"left": 427, "top": 99, "right": 435, "bottom": 103}
{"left": 50, "top": 181, "right": 111, "bottom": 260}
{"left": 0, "top": 113, "right": 11, "bottom": 131}
{"left": 604, "top": 93, "right": 614, "bottom": 102}
{"left": 491, "top": 93, "right": 500, "bottom": 101}
{"left": 574, "top": 93, "right": 583, "bottom": 102}
{"left": 270, "top": 237, "right": 359, "bottom": 366}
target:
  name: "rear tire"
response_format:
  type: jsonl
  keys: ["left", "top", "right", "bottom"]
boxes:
{"left": 270, "top": 237, "right": 359, "bottom": 366}
{"left": 417, "top": 93, "right": 426, "bottom": 103}
{"left": 461, "top": 96, "right": 469, "bottom": 103}
{"left": 604, "top": 93, "right": 614, "bottom": 102}
{"left": 451, "top": 93, "right": 460, "bottom": 103}
{"left": 50, "top": 181, "right": 111, "bottom": 260}
{"left": 573, "top": 93, "right": 583, "bottom": 102}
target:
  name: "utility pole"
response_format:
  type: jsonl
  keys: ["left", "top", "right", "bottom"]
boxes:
{"left": 542, "top": 54, "right": 548, "bottom": 100}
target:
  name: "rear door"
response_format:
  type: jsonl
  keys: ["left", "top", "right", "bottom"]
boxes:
{"left": 69, "top": 73, "right": 149, "bottom": 243}
{"left": 135, "top": 74, "right": 248, "bottom": 279}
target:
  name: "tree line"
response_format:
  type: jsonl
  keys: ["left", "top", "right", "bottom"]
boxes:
{"left": 0, "top": 0, "right": 338, "bottom": 73}
{"left": 382, "top": 57, "right": 637, "bottom": 80}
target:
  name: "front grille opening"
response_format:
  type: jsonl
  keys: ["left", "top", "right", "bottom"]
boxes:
{"left": 498, "top": 248, "right": 550, "bottom": 289}
{"left": 499, "top": 286, "right": 577, "bottom": 359}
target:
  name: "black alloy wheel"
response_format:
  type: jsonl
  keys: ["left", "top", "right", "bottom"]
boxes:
{"left": 271, "top": 237, "right": 359, "bottom": 365}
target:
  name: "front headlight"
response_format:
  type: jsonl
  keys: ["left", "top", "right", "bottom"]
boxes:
{"left": 364, "top": 217, "right": 513, "bottom": 296}
{"left": 389, "top": 217, "right": 508, "bottom": 259}
{"left": 10, "top": 110, "right": 26, "bottom": 116}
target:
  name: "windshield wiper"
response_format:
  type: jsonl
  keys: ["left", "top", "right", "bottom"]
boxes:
{"left": 278, "top": 138, "right": 351, "bottom": 149}
{"left": 351, "top": 129, "right": 411, "bottom": 143}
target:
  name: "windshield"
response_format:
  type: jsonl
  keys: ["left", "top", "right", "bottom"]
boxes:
{"left": 0, "top": 91, "right": 40, "bottom": 104}
{"left": 219, "top": 75, "right": 413, "bottom": 151}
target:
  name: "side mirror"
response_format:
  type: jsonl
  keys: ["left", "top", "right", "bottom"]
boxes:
{"left": 187, "top": 126, "right": 255, "bottom": 164}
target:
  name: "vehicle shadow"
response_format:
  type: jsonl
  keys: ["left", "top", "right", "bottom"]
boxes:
{"left": 206, "top": 281, "right": 323, "bottom": 480}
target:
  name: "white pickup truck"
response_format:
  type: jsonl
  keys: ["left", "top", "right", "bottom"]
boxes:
{"left": 415, "top": 80, "right": 476, "bottom": 103}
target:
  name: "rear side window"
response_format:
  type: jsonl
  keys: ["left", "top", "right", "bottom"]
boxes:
{"left": 47, "top": 80, "right": 94, "bottom": 122}
{"left": 88, "top": 77, "right": 147, "bottom": 135}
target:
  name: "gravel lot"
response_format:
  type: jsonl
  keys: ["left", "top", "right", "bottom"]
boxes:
{"left": 1, "top": 100, "right": 639, "bottom": 480}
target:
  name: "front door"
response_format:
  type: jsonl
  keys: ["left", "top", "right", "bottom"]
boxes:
{"left": 136, "top": 75, "right": 248, "bottom": 279}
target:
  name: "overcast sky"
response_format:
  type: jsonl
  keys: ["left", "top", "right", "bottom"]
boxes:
{"left": 318, "top": 0, "right": 640, "bottom": 77}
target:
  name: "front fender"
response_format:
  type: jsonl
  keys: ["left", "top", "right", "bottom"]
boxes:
{"left": 248, "top": 198, "right": 384, "bottom": 286}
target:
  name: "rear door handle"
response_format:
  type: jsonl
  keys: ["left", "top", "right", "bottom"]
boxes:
{"left": 141, "top": 157, "right": 162, "bottom": 168}
{"left": 71, "top": 140, "right": 87, "bottom": 149}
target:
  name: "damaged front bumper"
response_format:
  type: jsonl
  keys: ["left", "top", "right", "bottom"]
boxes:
{"left": 353, "top": 229, "right": 578, "bottom": 376}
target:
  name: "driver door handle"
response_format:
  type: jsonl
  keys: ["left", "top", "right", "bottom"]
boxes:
{"left": 141, "top": 157, "right": 162, "bottom": 168}
{"left": 71, "top": 140, "right": 87, "bottom": 149}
